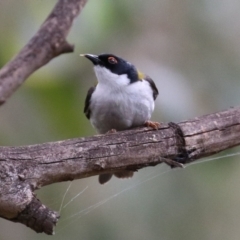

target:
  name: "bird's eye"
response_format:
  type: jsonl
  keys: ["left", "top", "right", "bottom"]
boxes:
{"left": 108, "top": 56, "right": 118, "bottom": 64}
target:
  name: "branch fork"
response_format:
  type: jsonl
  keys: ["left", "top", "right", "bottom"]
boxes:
{"left": 0, "top": 107, "right": 240, "bottom": 234}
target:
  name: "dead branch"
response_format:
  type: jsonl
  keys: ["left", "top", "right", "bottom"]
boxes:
{"left": 0, "top": 0, "right": 88, "bottom": 234}
{"left": 0, "top": 0, "right": 87, "bottom": 105}
{"left": 0, "top": 0, "right": 239, "bottom": 235}
{"left": 0, "top": 106, "right": 239, "bottom": 234}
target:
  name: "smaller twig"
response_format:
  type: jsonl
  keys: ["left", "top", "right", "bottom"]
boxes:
{"left": 0, "top": 0, "right": 87, "bottom": 105}
{"left": 11, "top": 197, "right": 60, "bottom": 235}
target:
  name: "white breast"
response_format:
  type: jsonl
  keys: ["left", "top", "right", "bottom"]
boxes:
{"left": 89, "top": 66, "right": 155, "bottom": 134}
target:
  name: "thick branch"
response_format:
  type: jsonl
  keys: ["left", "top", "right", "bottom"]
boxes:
{"left": 0, "top": 0, "right": 87, "bottom": 105}
{"left": 10, "top": 197, "right": 59, "bottom": 235}
{"left": 0, "top": 106, "right": 240, "bottom": 234}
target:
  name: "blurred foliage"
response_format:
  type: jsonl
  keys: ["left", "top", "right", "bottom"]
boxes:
{"left": 0, "top": 0, "right": 240, "bottom": 239}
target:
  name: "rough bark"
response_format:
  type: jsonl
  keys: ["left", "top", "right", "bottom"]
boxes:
{"left": 0, "top": 106, "right": 240, "bottom": 234}
{"left": 0, "top": 0, "right": 87, "bottom": 105}
{"left": 0, "top": 0, "right": 88, "bottom": 234}
{"left": 0, "top": 0, "right": 239, "bottom": 235}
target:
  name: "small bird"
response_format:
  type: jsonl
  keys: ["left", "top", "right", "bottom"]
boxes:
{"left": 81, "top": 53, "right": 160, "bottom": 184}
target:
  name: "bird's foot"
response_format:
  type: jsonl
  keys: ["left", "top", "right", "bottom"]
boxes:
{"left": 162, "top": 158, "right": 185, "bottom": 168}
{"left": 144, "top": 120, "right": 161, "bottom": 130}
{"left": 106, "top": 129, "right": 117, "bottom": 134}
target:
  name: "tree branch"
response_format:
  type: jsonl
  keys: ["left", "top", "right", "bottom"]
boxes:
{"left": 0, "top": 0, "right": 87, "bottom": 105}
{"left": 0, "top": 0, "right": 239, "bottom": 235}
{"left": 0, "top": 106, "right": 239, "bottom": 234}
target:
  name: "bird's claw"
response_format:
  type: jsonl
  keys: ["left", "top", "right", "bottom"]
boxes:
{"left": 106, "top": 129, "right": 117, "bottom": 134}
{"left": 144, "top": 120, "right": 161, "bottom": 130}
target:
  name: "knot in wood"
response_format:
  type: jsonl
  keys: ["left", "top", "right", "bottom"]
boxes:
{"left": 94, "top": 160, "right": 107, "bottom": 170}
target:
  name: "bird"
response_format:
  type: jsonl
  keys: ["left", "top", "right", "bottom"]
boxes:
{"left": 81, "top": 53, "right": 160, "bottom": 184}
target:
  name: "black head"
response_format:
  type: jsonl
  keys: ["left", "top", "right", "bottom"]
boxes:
{"left": 81, "top": 53, "right": 139, "bottom": 83}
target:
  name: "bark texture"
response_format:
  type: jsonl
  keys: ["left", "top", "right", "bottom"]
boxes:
{"left": 0, "top": 0, "right": 88, "bottom": 234}
{"left": 0, "top": 0, "right": 240, "bottom": 235}
{"left": 0, "top": 0, "right": 87, "bottom": 105}
{"left": 0, "top": 106, "right": 239, "bottom": 234}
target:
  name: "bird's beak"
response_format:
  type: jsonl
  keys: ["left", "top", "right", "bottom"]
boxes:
{"left": 80, "top": 54, "right": 101, "bottom": 65}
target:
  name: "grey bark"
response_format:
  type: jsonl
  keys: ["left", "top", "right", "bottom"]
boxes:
{"left": 0, "top": 0, "right": 240, "bottom": 235}
{"left": 0, "top": 0, "right": 87, "bottom": 105}
{"left": 0, "top": 0, "right": 88, "bottom": 234}
{"left": 0, "top": 106, "right": 240, "bottom": 234}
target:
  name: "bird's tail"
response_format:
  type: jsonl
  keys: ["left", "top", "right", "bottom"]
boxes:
{"left": 99, "top": 171, "right": 134, "bottom": 184}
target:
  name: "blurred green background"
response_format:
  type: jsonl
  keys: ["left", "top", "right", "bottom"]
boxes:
{"left": 1, "top": 0, "right": 240, "bottom": 239}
